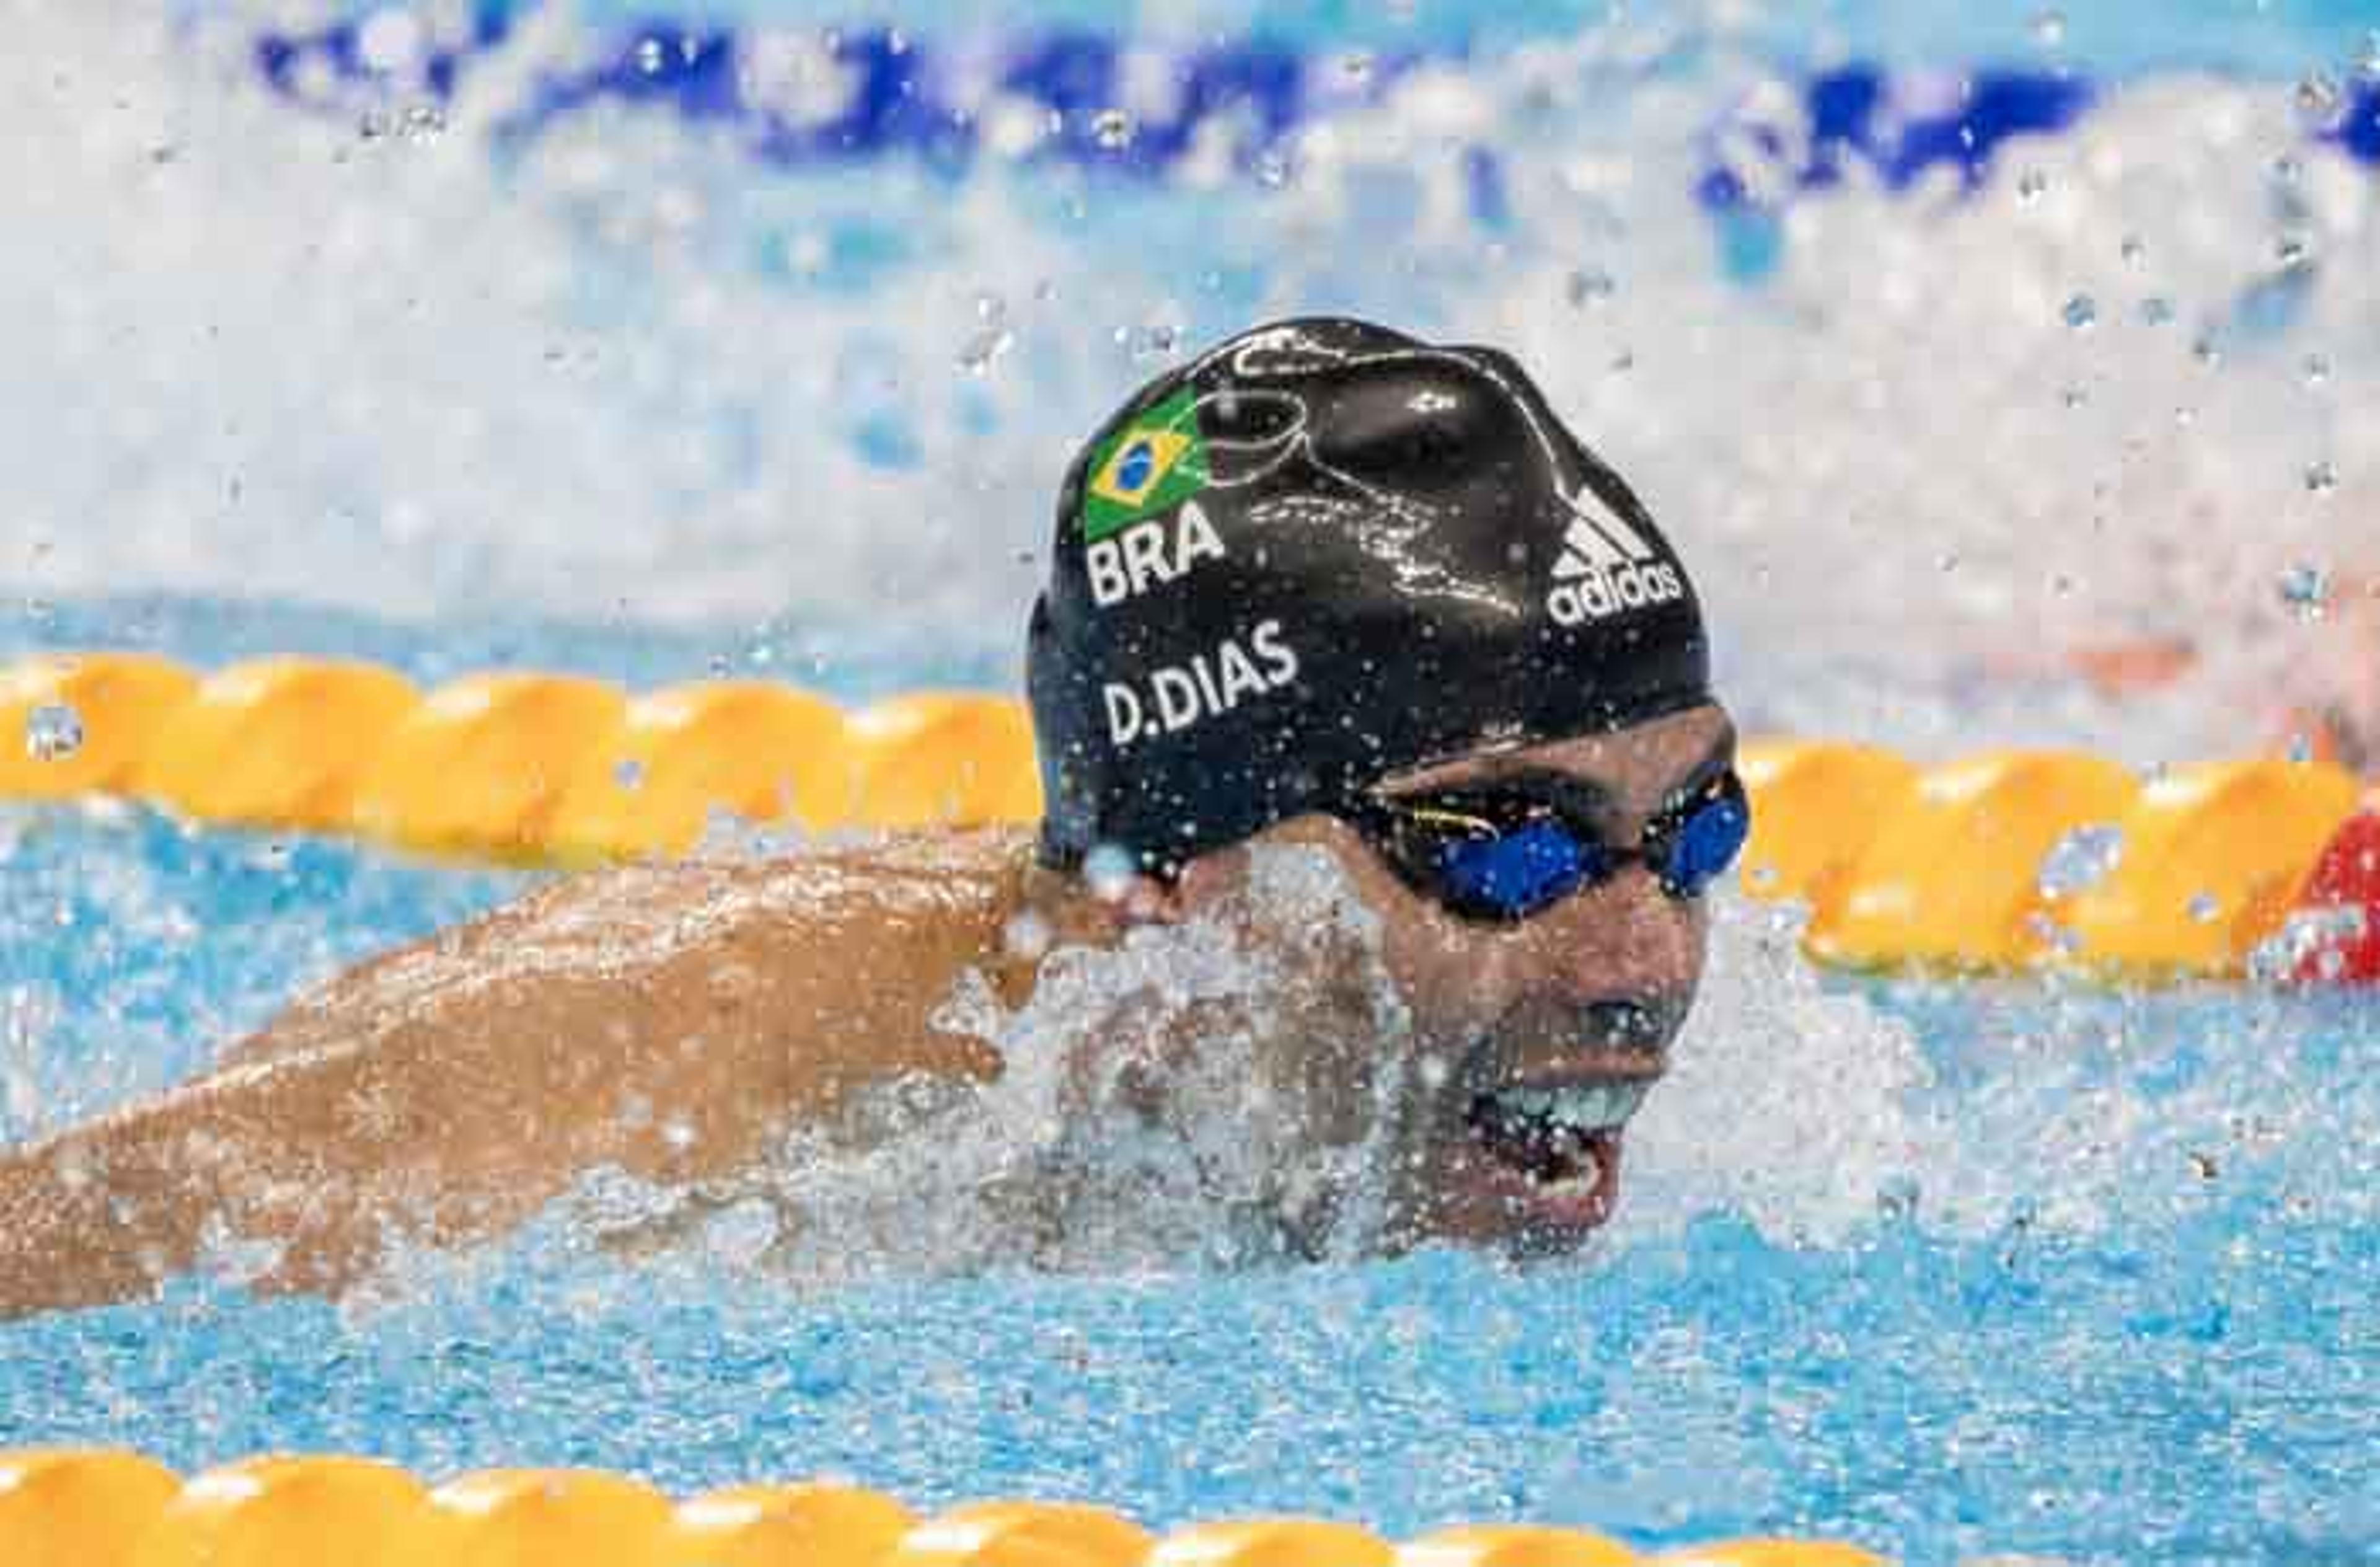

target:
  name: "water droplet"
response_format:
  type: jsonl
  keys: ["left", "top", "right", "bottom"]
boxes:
{"left": 1875, "top": 1175, "right": 1923, "bottom": 1222}
{"left": 2029, "top": 9, "right": 2066, "bottom": 48}
{"left": 2304, "top": 460, "right": 2339, "bottom": 496}
{"left": 2191, "top": 336, "right": 2223, "bottom": 369}
{"left": 2016, "top": 167, "right": 2049, "bottom": 203}
{"left": 2276, "top": 235, "right": 2311, "bottom": 270}
{"left": 2358, "top": 30, "right": 2380, "bottom": 81}
{"left": 2024, "top": 909, "right": 2085, "bottom": 955}
{"left": 1341, "top": 51, "right": 1375, "bottom": 83}
{"left": 1937, "top": 550, "right": 1961, "bottom": 573}
{"left": 613, "top": 758, "right": 646, "bottom": 792}
{"left": 2136, "top": 295, "right": 2175, "bottom": 327}
{"left": 1255, "top": 148, "right": 1292, "bottom": 188}
{"left": 2119, "top": 233, "right": 2147, "bottom": 267}
{"left": 1083, "top": 843, "right": 1137, "bottom": 902}
{"left": 2062, "top": 293, "right": 2097, "bottom": 330}
{"left": 637, "top": 36, "right": 667, "bottom": 74}
{"left": 2278, "top": 561, "right": 2332, "bottom": 620}
{"left": 956, "top": 324, "right": 1015, "bottom": 376}
{"left": 2272, "top": 152, "right": 2304, "bottom": 185}
{"left": 2304, "top": 352, "right": 2332, "bottom": 387}
{"left": 2060, "top": 384, "right": 2089, "bottom": 409}
{"left": 1565, "top": 267, "right": 1616, "bottom": 307}
{"left": 2295, "top": 70, "right": 2343, "bottom": 128}
{"left": 1002, "top": 909, "right": 1052, "bottom": 961}
{"left": 2038, "top": 824, "right": 2124, "bottom": 899}
{"left": 399, "top": 102, "right": 446, "bottom": 144}
{"left": 1090, "top": 108, "right": 1134, "bottom": 150}
{"left": 24, "top": 702, "right": 81, "bottom": 762}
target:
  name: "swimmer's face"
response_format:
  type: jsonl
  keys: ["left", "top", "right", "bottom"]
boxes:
{"left": 1194, "top": 702, "right": 1735, "bottom": 1256}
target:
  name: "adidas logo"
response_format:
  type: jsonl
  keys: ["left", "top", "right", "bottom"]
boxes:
{"left": 1545, "top": 485, "right": 1685, "bottom": 627}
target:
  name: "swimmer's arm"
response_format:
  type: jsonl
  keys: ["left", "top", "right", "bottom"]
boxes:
{"left": 0, "top": 852, "right": 1009, "bottom": 1318}
{"left": 0, "top": 1015, "right": 595, "bottom": 1315}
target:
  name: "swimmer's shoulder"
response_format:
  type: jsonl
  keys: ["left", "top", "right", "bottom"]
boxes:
{"left": 223, "top": 826, "right": 1038, "bottom": 1073}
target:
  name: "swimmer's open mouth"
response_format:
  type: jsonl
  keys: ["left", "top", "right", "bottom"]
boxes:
{"left": 1465, "top": 1079, "right": 1649, "bottom": 1188}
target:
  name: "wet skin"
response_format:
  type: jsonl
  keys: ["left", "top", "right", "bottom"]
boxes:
{"left": 0, "top": 703, "right": 1730, "bottom": 1317}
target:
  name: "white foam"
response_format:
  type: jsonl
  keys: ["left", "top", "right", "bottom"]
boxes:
{"left": 1608, "top": 896, "right": 1943, "bottom": 1250}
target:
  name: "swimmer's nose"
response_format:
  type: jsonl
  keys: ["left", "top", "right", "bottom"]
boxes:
{"left": 1528, "top": 863, "right": 1706, "bottom": 1002}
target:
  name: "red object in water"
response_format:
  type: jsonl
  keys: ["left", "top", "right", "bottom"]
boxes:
{"left": 2290, "top": 807, "right": 2380, "bottom": 984}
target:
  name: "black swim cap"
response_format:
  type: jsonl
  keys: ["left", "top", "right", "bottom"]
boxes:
{"left": 1027, "top": 317, "right": 1711, "bottom": 874}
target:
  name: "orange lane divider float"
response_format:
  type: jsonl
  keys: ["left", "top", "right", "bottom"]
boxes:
{"left": 0, "top": 652, "right": 1049, "bottom": 868}
{"left": 0, "top": 1449, "right": 1887, "bottom": 1567}
{"left": 1, "top": 651, "right": 2377, "bottom": 982}
{"left": 1747, "top": 738, "right": 2374, "bottom": 982}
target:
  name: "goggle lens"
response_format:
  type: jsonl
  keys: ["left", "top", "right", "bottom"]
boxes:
{"left": 1660, "top": 785, "right": 1751, "bottom": 898}
{"left": 1357, "top": 770, "right": 1747, "bottom": 922}
{"left": 1436, "top": 817, "right": 1602, "bottom": 918}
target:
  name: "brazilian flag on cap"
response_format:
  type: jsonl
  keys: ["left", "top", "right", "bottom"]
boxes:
{"left": 1080, "top": 386, "right": 1208, "bottom": 542}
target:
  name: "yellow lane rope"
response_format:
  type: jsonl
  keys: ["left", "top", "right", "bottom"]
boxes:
{"left": 1, "top": 653, "right": 2374, "bottom": 980}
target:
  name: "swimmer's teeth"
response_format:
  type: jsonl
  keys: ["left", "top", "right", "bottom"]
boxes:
{"left": 1496, "top": 1080, "right": 1649, "bottom": 1134}
{"left": 1467, "top": 1080, "right": 1648, "bottom": 1186}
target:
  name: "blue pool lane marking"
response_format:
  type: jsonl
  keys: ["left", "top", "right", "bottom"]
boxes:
{"left": 253, "top": 0, "right": 514, "bottom": 108}
{"left": 1692, "top": 66, "right": 2098, "bottom": 208}
{"left": 239, "top": 9, "right": 2380, "bottom": 232}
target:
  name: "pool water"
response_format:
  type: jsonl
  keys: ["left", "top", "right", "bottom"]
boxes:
{"left": 6, "top": 5, "right": 2380, "bottom": 1565}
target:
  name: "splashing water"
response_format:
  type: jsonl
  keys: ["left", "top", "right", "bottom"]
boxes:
{"left": 525, "top": 842, "right": 1415, "bottom": 1290}
{"left": 7, "top": 6, "right": 2380, "bottom": 1562}
{"left": 22, "top": 702, "right": 82, "bottom": 762}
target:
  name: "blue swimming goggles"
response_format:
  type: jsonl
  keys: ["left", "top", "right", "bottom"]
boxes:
{"left": 1339, "top": 767, "right": 1750, "bottom": 923}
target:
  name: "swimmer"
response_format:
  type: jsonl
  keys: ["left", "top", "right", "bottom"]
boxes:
{"left": 2056, "top": 569, "right": 2380, "bottom": 774}
{"left": 0, "top": 318, "right": 1741, "bottom": 1317}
